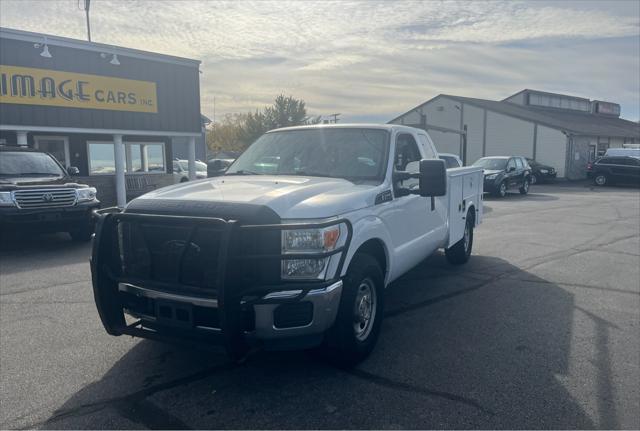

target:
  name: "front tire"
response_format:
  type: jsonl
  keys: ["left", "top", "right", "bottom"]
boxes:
{"left": 594, "top": 174, "right": 607, "bottom": 186}
{"left": 530, "top": 174, "right": 538, "bottom": 185}
{"left": 323, "top": 253, "right": 384, "bottom": 367}
{"left": 445, "top": 210, "right": 474, "bottom": 265}
{"left": 519, "top": 178, "right": 530, "bottom": 194}
{"left": 493, "top": 181, "right": 507, "bottom": 198}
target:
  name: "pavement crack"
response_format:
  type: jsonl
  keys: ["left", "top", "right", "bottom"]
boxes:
{"left": 345, "top": 368, "right": 494, "bottom": 415}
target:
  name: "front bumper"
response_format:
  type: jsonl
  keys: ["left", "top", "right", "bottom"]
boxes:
{"left": 0, "top": 202, "right": 99, "bottom": 229}
{"left": 91, "top": 210, "right": 352, "bottom": 356}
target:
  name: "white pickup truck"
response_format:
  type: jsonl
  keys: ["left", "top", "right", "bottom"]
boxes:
{"left": 91, "top": 124, "right": 483, "bottom": 365}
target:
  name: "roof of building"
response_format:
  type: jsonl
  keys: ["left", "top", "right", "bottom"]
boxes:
{"left": 391, "top": 93, "right": 640, "bottom": 139}
{"left": 0, "top": 27, "right": 200, "bottom": 67}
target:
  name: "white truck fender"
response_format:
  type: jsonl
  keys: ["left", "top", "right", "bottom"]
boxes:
{"left": 339, "top": 213, "right": 394, "bottom": 287}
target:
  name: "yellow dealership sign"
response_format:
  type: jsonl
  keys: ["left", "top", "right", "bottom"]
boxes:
{"left": 0, "top": 65, "right": 158, "bottom": 113}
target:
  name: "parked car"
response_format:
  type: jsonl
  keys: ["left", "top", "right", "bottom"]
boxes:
{"left": 439, "top": 153, "right": 463, "bottom": 169}
{"left": 0, "top": 145, "right": 100, "bottom": 241}
{"left": 473, "top": 156, "right": 531, "bottom": 197}
{"left": 172, "top": 159, "right": 208, "bottom": 182}
{"left": 587, "top": 156, "right": 640, "bottom": 186}
{"left": 91, "top": 124, "right": 484, "bottom": 366}
{"left": 526, "top": 158, "right": 557, "bottom": 184}
{"left": 207, "top": 158, "right": 235, "bottom": 177}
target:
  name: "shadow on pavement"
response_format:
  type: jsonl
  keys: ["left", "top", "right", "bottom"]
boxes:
{"left": 0, "top": 231, "right": 91, "bottom": 275}
{"left": 39, "top": 255, "right": 609, "bottom": 429}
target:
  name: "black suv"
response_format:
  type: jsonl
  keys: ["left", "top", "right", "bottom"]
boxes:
{"left": 526, "top": 158, "right": 557, "bottom": 184}
{"left": 473, "top": 156, "right": 532, "bottom": 197}
{"left": 587, "top": 156, "right": 640, "bottom": 186}
{"left": 0, "top": 146, "right": 100, "bottom": 241}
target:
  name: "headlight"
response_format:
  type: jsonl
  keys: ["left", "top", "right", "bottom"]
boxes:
{"left": 540, "top": 169, "right": 548, "bottom": 174}
{"left": 0, "top": 191, "right": 16, "bottom": 207}
{"left": 76, "top": 187, "right": 97, "bottom": 202}
{"left": 281, "top": 224, "right": 342, "bottom": 280}
{"left": 485, "top": 173, "right": 498, "bottom": 180}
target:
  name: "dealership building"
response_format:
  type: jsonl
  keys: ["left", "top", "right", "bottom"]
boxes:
{"left": 390, "top": 89, "right": 640, "bottom": 179}
{"left": 0, "top": 27, "right": 205, "bottom": 207}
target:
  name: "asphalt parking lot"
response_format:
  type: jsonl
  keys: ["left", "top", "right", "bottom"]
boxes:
{"left": 1, "top": 182, "right": 639, "bottom": 429}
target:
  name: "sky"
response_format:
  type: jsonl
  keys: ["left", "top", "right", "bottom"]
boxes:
{"left": 1, "top": 0, "right": 639, "bottom": 122}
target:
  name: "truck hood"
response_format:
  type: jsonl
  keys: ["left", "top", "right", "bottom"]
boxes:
{"left": 134, "top": 175, "right": 380, "bottom": 219}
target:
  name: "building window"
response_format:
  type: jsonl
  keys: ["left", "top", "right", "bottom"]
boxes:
{"left": 34, "top": 136, "right": 70, "bottom": 168}
{"left": 87, "top": 141, "right": 166, "bottom": 175}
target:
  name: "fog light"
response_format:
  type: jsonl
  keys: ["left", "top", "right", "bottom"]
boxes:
{"left": 282, "top": 258, "right": 327, "bottom": 279}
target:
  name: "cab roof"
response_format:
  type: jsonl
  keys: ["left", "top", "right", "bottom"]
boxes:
{"left": 268, "top": 123, "right": 422, "bottom": 133}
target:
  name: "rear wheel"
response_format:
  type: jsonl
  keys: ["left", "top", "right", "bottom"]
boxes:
{"left": 594, "top": 174, "right": 607, "bottom": 186}
{"left": 322, "top": 253, "right": 384, "bottom": 367}
{"left": 445, "top": 211, "right": 474, "bottom": 265}
{"left": 519, "top": 178, "right": 530, "bottom": 194}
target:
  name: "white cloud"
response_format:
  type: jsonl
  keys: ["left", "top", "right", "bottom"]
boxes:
{"left": 1, "top": 0, "right": 639, "bottom": 120}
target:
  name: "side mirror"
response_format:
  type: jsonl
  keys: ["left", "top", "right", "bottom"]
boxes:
{"left": 507, "top": 166, "right": 516, "bottom": 172}
{"left": 419, "top": 159, "right": 447, "bottom": 197}
{"left": 67, "top": 166, "right": 80, "bottom": 176}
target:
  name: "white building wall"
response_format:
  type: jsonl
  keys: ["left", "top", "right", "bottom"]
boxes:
{"left": 610, "top": 137, "right": 625, "bottom": 148}
{"left": 485, "top": 111, "right": 535, "bottom": 158}
{"left": 535, "top": 125, "right": 567, "bottom": 178}
{"left": 462, "top": 103, "right": 484, "bottom": 164}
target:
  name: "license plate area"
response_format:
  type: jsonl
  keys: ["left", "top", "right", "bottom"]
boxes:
{"left": 155, "top": 299, "right": 193, "bottom": 328}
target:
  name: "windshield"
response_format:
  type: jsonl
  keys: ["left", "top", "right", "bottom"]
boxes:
{"left": 0, "top": 151, "right": 65, "bottom": 177}
{"left": 473, "top": 158, "right": 508, "bottom": 170}
{"left": 176, "top": 160, "right": 207, "bottom": 172}
{"left": 226, "top": 128, "right": 390, "bottom": 181}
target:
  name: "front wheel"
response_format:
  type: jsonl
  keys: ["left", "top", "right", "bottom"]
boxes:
{"left": 519, "top": 178, "right": 530, "bottom": 194}
{"left": 493, "top": 181, "right": 507, "bottom": 198}
{"left": 322, "top": 253, "right": 384, "bottom": 367}
{"left": 445, "top": 211, "right": 474, "bottom": 265}
{"left": 530, "top": 174, "right": 538, "bottom": 185}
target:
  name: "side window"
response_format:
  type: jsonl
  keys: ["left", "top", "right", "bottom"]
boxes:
{"left": 507, "top": 158, "right": 516, "bottom": 171}
{"left": 417, "top": 134, "right": 436, "bottom": 159}
{"left": 394, "top": 134, "right": 421, "bottom": 195}
{"left": 515, "top": 158, "right": 524, "bottom": 169}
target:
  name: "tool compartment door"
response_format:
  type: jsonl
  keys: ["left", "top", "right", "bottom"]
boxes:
{"left": 447, "top": 172, "right": 464, "bottom": 248}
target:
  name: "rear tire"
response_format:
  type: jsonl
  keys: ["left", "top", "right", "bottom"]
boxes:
{"left": 322, "top": 253, "right": 384, "bottom": 368}
{"left": 594, "top": 174, "right": 607, "bottom": 186}
{"left": 519, "top": 178, "right": 530, "bottom": 194}
{"left": 445, "top": 210, "right": 474, "bottom": 265}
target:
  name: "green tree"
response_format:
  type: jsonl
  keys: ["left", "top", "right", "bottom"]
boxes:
{"left": 206, "top": 94, "right": 318, "bottom": 154}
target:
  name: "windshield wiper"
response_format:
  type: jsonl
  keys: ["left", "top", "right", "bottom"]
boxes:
{"left": 225, "top": 169, "right": 262, "bottom": 176}
{"left": 17, "top": 172, "right": 60, "bottom": 177}
{"left": 292, "top": 171, "right": 337, "bottom": 178}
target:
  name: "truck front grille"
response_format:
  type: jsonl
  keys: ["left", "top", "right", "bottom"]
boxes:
{"left": 13, "top": 188, "right": 77, "bottom": 209}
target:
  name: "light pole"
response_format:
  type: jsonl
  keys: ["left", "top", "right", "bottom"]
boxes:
{"left": 83, "top": 0, "right": 91, "bottom": 41}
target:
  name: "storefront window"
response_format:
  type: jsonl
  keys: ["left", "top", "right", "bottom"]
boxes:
{"left": 88, "top": 142, "right": 116, "bottom": 174}
{"left": 88, "top": 141, "right": 165, "bottom": 175}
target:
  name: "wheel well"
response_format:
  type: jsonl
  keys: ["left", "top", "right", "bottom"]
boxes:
{"left": 354, "top": 239, "right": 387, "bottom": 279}
{"left": 467, "top": 205, "right": 476, "bottom": 224}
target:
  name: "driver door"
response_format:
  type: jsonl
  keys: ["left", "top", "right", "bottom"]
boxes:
{"left": 385, "top": 133, "right": 445, "bottom": 277}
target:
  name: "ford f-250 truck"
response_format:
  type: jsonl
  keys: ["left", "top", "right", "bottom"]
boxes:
{"left": 91, "top": 124, "right": 483, "bottom": 365}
